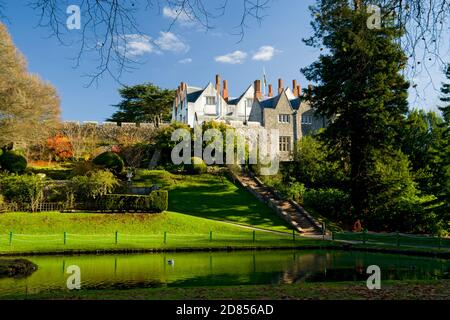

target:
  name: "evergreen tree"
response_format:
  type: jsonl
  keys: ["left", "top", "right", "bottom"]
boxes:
{"left": 108, "top": 83, "right": 175, "bottom": 126}
{"left": 302, "top": 1, "right": 410, "bottom": 228}
{"left": 428, "top": 64, "right": 450, "bottom": 225}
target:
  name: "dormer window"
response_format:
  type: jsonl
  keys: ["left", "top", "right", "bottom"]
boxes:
{"left": 206, "top": 96, "right": 216, "bottom": 105}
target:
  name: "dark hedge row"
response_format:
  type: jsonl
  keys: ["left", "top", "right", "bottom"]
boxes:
{"left": 89, "top": 190, "right": 168, "bottom": 213}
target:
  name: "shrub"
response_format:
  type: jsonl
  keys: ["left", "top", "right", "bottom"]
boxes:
{"left": 0, "top": 151, "right": 27, "bottom": 173}
{"left": 186, "top": 157, "right": 207, "bottom": 174}
{"left": 70, "top": 170, "right": 120, "bottom": 201}
{"left": 303, "top": 188, "right": 352, "bottom": 224}
{"left": 0, "top": 194, "right": 6, "bottom": 212}
{"left": 286, "top": 182, "right": 306, "bottom": 204}
{"left": 93, "top": 190, "right": 168, "bottom": 213}
{"left": 93, "top": 152, "right": 124, "bottom": 174}
{"left": 0, "top": 174, "right": 45, "bottom": 212}
{"left": 71, "top": 160, "right": 96, "bottom": 176}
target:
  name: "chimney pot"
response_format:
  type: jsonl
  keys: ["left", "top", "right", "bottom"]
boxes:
{"left": 215, "top": 74, "right": 221, "bottom": 93}
{"left": 293, "top": 80, "right": 299, "bottom": 97}
{"left": 268, "top": 84, "right": 273, "bottom": 97}
{"left": 278, "top": 78, "right": 284, "bottom": 94}
{"left": 223, "top": 80, "right": 229, "bottom": 102}
{"left": 254, "top": 80, "right": 262, "bottom": 100}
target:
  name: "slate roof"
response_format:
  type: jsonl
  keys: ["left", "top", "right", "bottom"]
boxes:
{"left": 186, "top": 86, "right": 204, "bottom": 103}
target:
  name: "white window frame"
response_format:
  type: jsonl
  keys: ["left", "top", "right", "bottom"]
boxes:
{"left": 206, "top": 96, "right": 216, "bottom": 105}
{"left": 278, "top": 114, "right": 290, "bottom": 123}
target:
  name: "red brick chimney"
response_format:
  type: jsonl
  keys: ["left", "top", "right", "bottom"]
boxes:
{"left": 223, "top": 80, "right": 229, "bottom": 102}
{"left": 215, "top": 74, "right": 221, "bottom": 93}
{"left": 293, "top": 80, "right": 299, "bottom": 97}
{"left": 296, "top": 85, "right": 302, "bottom": 97}
{"left": 268, "top": 84, "right": 273, "bottom": 97}
{"left": 278, "top": 78, "right": 284, "bottom": 94}
{"left": 254, "top": 80, "right": 262, "bottom": 100}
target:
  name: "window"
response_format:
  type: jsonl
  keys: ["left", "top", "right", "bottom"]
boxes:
{"left": 206, "top": 96, "right": 216, "bottom": 105}
{"left": 278, "top": 114, "right": 290, "bottom": 123}
{"left": 279, "top": 136, "right": 291, "bottom": 152}
{"left": 245, "top": 98, "right": 253, "bottom": 108}
{"left": 302, "top": 115, "right": 312, "bottom": 124}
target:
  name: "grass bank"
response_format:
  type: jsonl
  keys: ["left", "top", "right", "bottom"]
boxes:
{"left": 4, "top": 280, "right": 449, "bottom": 300}
{"left": 0, "top": 211, "right": 326, "bottom": 254}
{"left": 133, "top": 170, "right": 291, "bottom": 233}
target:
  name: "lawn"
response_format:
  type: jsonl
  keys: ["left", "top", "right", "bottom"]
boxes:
{"left": 133, "top": 170, "right": 291, "bottom": 233}
{"left": 0, "top": 211, "right": 324, "bottom": 254}
{"left": 4, "top": 280, "right": 449, "bottom": 300}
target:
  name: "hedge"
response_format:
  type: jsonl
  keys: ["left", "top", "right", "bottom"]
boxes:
{"left": 91, "top": 190, "right": 168, "bottom": 213}
{"left": 0, "top": 151, "right": 27, "bottom": 173}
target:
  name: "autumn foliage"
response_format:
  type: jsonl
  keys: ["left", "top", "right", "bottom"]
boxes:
{"left": 47, "top": 135, "right": 73, "bottom": 161}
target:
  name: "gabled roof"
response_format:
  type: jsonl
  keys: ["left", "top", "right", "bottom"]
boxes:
{"left": 227, "top": 84, "right": 253, "bottom": 105}
{"left": 258, "top": 94, "right": 282, "bottom": 109}
{"left": 186, "top": 89, "right": 204, "bottom": 103}
{"left": 186, "top": 84, "right": 210, "bottom": 103}
{"left": 289, "top": 97, "right": 302, "bottom": 110}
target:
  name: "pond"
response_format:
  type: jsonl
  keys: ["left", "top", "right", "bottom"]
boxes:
{"left": 0, "top": 250, "right": 448, "bottom": 296}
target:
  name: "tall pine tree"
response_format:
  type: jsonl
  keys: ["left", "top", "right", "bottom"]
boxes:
{"left": 429, "top": 64, "right": 450, "bottom": 225}
{"left": 303, "top": 0, "right": 410, "bottom": 228}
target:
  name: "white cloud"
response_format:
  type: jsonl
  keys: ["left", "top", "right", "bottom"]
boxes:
{"left": 155, "top": 31, "right": 190, "bottom": 53}
{"left": 252, "top": 46, "right": 281, "bottom": 61}
{"left": 215, "top": 51, "right": 248, "bottom": 64}
{"left": 121, "top": 34, "right": 156, "bottom": 57}
{"left": 178, "top": 58, "right": 193, "bottom": 64}
{"left": 162, "top": 7, "right": 194, "bottom": 25}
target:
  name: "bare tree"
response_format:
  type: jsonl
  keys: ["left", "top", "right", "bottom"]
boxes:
{"left": 0, "top": 1, "right": 448, "bottom": 86}
{"left": 8, "top": 0, "right": 269, "bottom": 86}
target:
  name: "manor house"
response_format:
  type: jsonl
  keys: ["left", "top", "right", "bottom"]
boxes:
{"left": 171, "top": 74, "right": 327, "bottom": 160}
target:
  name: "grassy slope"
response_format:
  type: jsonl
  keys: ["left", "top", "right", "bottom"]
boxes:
{"left": 4, "top": 280, "right": 449, "bottom": 300}
{"left": 0, "top": 211, "right": 323, "bottom": 253}
{"left": 133, "top": 170, "right": 291, "bottom": 233}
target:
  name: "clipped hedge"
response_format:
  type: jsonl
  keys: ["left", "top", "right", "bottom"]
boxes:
{"left": 93, "top": 151, "right": 124, "bottom": 174}
{"left": 92, "top": 190, "right": 168, "bottom": 213}
{"left": 0, "top": 151, "right": 27, "bottom": 173}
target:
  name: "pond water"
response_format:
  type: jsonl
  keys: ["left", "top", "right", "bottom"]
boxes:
{"left": 0, "top": 250, "right": 449, "bottom": 296}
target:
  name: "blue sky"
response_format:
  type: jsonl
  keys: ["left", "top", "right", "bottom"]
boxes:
{"left": 1, "top": 0, "right": 448, "bottom": 121}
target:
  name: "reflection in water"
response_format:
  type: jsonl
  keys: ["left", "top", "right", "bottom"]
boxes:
{"left": 0, "top": 250, "right": 448, "bottom": 296}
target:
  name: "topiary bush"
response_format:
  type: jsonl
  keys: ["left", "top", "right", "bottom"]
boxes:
{"left": 0, "top": 151, "right": 27, "bottom": 173}
{"left": 92, "top": 152, "right": 124, "bottom": 174}
{"left": 185, "top": 157, "right": 207, "bottom": 174}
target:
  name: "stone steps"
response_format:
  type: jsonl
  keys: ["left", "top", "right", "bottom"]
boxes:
{"left": 236, "top": 173, "right": 322, "bottom": 235}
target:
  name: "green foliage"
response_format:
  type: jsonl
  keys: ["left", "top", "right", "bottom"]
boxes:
{"left": 93, "top": 191, "right": 168, "bottom": 213}
{"left": 303, "top": 1, "right": 410, "bottom": 223}
{"left": 0, "top": 194, "right": 6, "bottom": 212}
{"left": 0, "top": 150, "right": 27, "bottom": 173}
{"left": 186, "top": 157, "right": 207, "bottom": 174}
{"left": 154, "top": 122, "right": 191, "bottom": 164}
{"left": 93, "top": 152, "right": 124, "bottom": 174}
{"left": 303, "top": 188, "right": 352, "bottom": 225}
{"left": 108, "top": 83, "right": 175, "bottom": 126}
{"left": 293, "top": 135, "right": 346, "bottom": 188}
{"left": 70, "top": 170, "right": 120, "bottom": 201}
{"left": 0, "top": 174, "right": 45, "bottom": 212}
